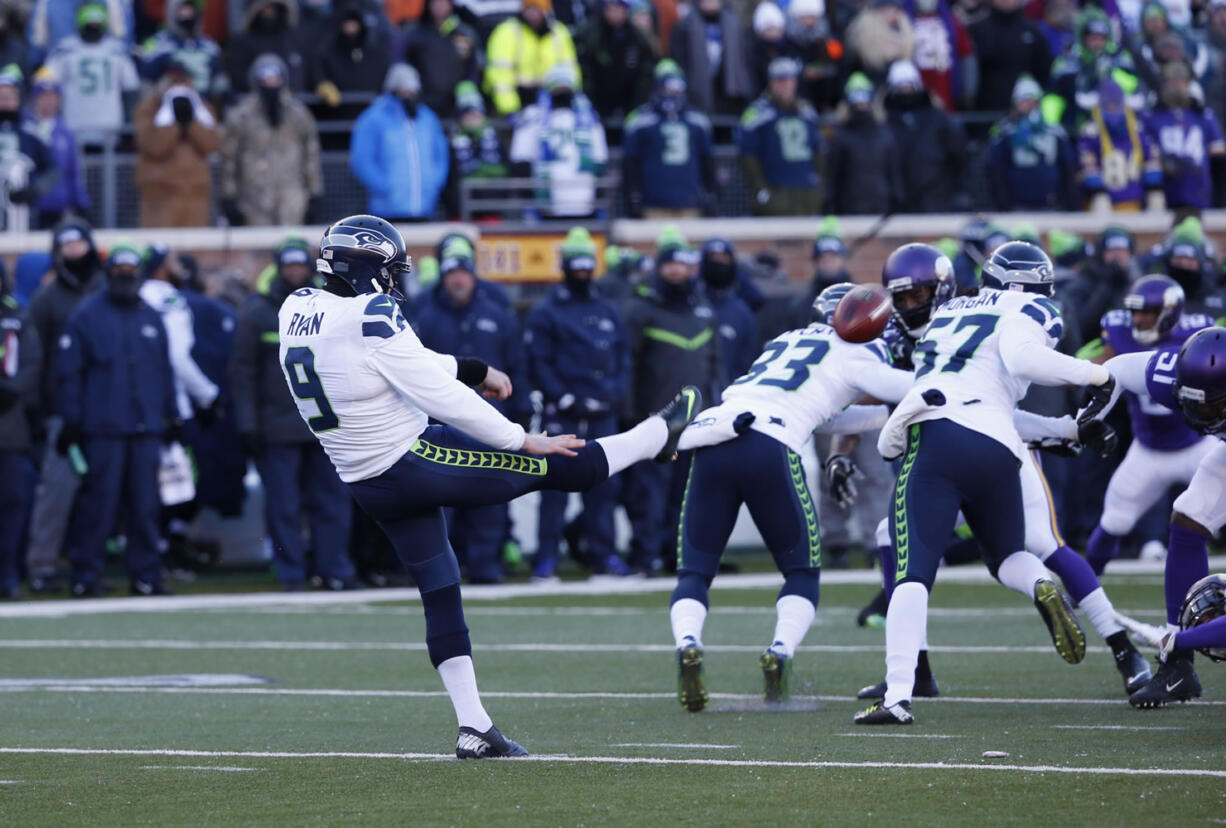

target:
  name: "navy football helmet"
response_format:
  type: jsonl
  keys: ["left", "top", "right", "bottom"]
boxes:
{"left": 1124, "top": 274, "right": 1184, "bottom": 346}
{"left": 317, "top": 215, "right": 412, "bottom": 296}
{"left": 881, "top": 243, "right": 955, "bottom": 336}
{"left": 1179, "top": 573, "right": 1226, "bottom": 661}
{"left": 811, "top": 281, "right": 855, "bottom": 324}
{"left": 981, "top": 241, "right": 1054, "bottom": 296}
{"left": 1174, "top": 326, "right": 1226, "bottom": 434}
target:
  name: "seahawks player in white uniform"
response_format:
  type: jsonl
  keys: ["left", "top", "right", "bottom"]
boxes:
{"left": 856, "top": 241, "right": 1118, "bottom": 725}
{"left": 278, "top": 216, "right": 701, "bottom": 757}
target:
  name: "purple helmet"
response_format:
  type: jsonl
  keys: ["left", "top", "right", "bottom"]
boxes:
{"left": 1175, "top": 326, "right": 1226, "bottom": 434}
{"left": 1124, "top": 274, "right": 1184, "bottom": 346}
{"left": 881, "top": 243, "right": 955, "bottom": 335}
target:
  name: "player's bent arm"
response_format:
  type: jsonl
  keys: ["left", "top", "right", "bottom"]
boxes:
{"left": 369, "top": 341, "right": 526, "bottom": 451}
{"left": 852, "top": 359, "right": 914, "bottom": 405}
{"left": 1102, "top": 351, "right": 1152, "bottom": 396}
{"left": 1013, "top": 409, "right": 1077, "bottom": 442}
{"left": 999, "top": 314, "right": 1110, "bottom": 387}
{"left": 816, "top": 405, "right": 890, "bottom": 435}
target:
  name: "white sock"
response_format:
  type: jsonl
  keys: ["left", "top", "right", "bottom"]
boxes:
{"left": 670, "top": 598, "right": 708, "bottom": 649}
{"left": 995, "top": 551, "right": 1050, "bottom": 599}
{"left": 437, "top": 655, "right": 493, "bottom": 732}
{"left": 884, "top": 582, "right": 928, "bottom": 707}
{"left": 595, "top": 417, "right": 668, "bottom": 476}
{"left": 770, "top": 595, "right": 816, "bottom": 657}
{"left": 919, "top": 625, "right": 929, "bottom": 651}
{"left": 1078, "top": 587, "right": 1124, "bottom": 640}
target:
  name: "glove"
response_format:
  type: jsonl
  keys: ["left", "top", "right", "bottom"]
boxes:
{"left": 1028, "top": 436, "right": 1081, "bottom": 458}
{"left": 315, "top": 80, "right": 341, "bottom": 107}
{"left": 824, "top": 453, "right": 860, "bottom": 509}
{"left": 1076, "top": 375, "right": 1117, "bottom": 426}
{"left": 172, "top": 95, "right": 194, "bottom": 126}
{"left": 1077, "top": 417, "right": 1118, "bottom": 458}
{"left": 221, "top": 198, "right": 245, "bottom": 227}
{"left": 7, "top": 186, "right": 33, "bottom": 205}
{"left": 55, "top": 422, "right": 82, "bottom": 456}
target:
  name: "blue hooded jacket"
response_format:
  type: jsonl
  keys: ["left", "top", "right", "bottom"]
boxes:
{"left": 351, "top": 94, "right": 450, "bottom": 219}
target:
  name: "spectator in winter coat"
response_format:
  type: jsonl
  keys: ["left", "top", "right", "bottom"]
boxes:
{"left": 699, "top": 236, "right": 758, "bottom": 380}
{"left": 905, "top": 0, "right": 977, "bottom": 110}
{"left": 138, "top": 0, "right": 226, "bottom": 100}
{"left": 402, "top": 0, "right": 482, "bottom": 118}
{"left": 221, "top": 54, "right": 322, "bottom": 226}
{"left": 1144, "top": 60, "right": 1226, "bottom": 214}
{"left": 883, "top": 60, "right": 966, "bottom": 211}
{"left": 1064, "top": 225, "right": 1138, "bottom": 344}
{"left": 845, "top": 0, "right": 914, "bottom": 85}
{"left": 1135, "top": 1, "right": 1209, "bottom": 88}
{"left": 826, "top": 71, "right": 903, "bottom": 214}
{"left": 0, "top": 3, "right": 30, "bottom": 75}
{"left": 134, "top": 60, "right": 221, "bottom": 227}
{"left": 792, "top": 217, "right": 852, "bottom": 327}
{"left": 751, "top": 2, "right": 790, "bottom": 91}
{"left": 309, "top": 0, "right": 391, "bottom": 102}
{"left": 444, "top": 80, "right": 509, "bottom": 218}
{"left": 1036, "top": 0, "right": 1075, "bottom": 59}
{"left": 25, "top": 69, "right": 89, "bottom": 229}
{"left": 1078, "top": 77, "right": 1163, "bottom": 212}
{"left": 623, "top": 61, "right": 715, "bottom": 217}
{"left": 484, "top": 0, "right": 581, "bottom": 115}
{"left": 351, "top": 63, "right": 450, "bottom": 220}
{"left": 787, "top": 0, "right": 846, "bottom": 112}
{"left": 575, "top": 0, "right": 656, "bottom": 120}
{"left": 668, "top": 0, "right": 756, "bottom": 115}
{"left": 0, "top": 66, "right": 54, "bottom": 229}
{"left": 45, "top": 3, "right": 139, "bottom": 146}
{"left": 509, "top": 62, "right": 608, "bottom": 217}
{"left": 0, "top": 270, "right": 40, "bottom": 598}
{"left": 226, "top": 0, "right": 310, "bottom": 93}
{"left": 985, "top": 75, "right": 1077, "bottom": 210}
{"left": 967, "top": 0, "right": 1050, "bottom": 111}
{"left": 739, "top": 57, "right": 822, "bottom": 216}
{"left": 27, "top": 0, "right": 127, "bottom": 66}
{"left": 1047, "top": 7, "right": 1142, "bottom": 134}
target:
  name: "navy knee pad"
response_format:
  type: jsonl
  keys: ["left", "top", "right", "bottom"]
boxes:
{"left": 546, "top": 445, "right": 610, "bottom": 492}
{"left": 670, "top": 570, "right": 714, "bottom": 608}
{"left": 420, "top": 583, "right": 471, "bottom": 668}
{"left": 778, "top": 568, "right": 820, "bottom": 606}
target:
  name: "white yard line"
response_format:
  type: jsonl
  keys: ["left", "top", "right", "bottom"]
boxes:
{"left": 612, "top": 743, "right": 740, "bottom": 749}
{"left": 836, "top": 733, "right": 964, "bottom": 739}
{"left": 3, "top": 684, "right": 1223, "bottom": 707}
{"left": 1, "top": 747, "right": 1223, "bottom": 778}
{"left": 0, "top": 558, "right": 1199, "bottom": 619}
{"left": 1051, "top": 725, "right": 1186, "bottom": 732}
{"left": 139, "top": 765, "right": 261, "bottom": 772}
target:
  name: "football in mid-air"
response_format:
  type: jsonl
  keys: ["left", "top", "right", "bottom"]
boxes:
{"left": 831, "top": 284, "right": 893, "bottom": 344}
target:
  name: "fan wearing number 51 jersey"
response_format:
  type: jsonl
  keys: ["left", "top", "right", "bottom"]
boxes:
{"left": 278, "top": 215, "right": 703, "bottom": 759}
{"left": 664, "top": 292, "right": 914, "bottom": 712}
{"left": 857, "top": 242, "right": 1117, "bottom": 726}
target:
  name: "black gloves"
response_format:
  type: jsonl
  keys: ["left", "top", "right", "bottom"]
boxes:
{"left": 172, "top": 95, "right": 194, "bottom": 126}
{"left": 824, "top": 454, "right": 860, "bottom": 509}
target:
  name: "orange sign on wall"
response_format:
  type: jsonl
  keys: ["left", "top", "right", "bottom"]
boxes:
{"left": 476, "top": 233, "right": 607, "bottom": 282}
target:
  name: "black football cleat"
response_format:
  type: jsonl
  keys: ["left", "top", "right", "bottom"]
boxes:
{"left": 1129, "top": 652, "right": 1202, "bottom": 709}
{"left": 854, "top": 699, "right": 914, "bottom": 725}
{"left": 856, "top": 588, "right": 888, "bottom": 629}
{"left": 653, "top": 386, "right": 703, "bottom": 463}
{"left": 677, "top": 637, "right": 708, "bottom": 712}
{"left": 455, "top": 725, "right": 528, "bottom": 759}
{"left": 856, "top": 674, "right": 940, "bottom": 700}
{"left": 1114, "top": 643, "right": 1153, "bottom": 695}
{"left": 1033, "top": 578, "right": 1087, "bottom": 664}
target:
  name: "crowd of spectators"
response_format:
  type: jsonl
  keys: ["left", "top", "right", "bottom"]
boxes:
{"left": 2, "top": 212, "right": 1224, "bottom": 595}
{"left": 0, "top": 0, "right": 1223, "bottom": 225}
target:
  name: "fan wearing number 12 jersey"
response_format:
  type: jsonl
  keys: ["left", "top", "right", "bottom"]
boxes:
{"left": 665, "top": 295, "right": 914, "bottom": 712}
{"left": 857, "top": 241, "right": 1116, "bottom": 726}
{"left": 277, "top": 215, "right": 703, "bottom": 759}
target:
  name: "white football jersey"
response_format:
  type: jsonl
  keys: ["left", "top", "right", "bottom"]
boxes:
{"left": 278, "top": 288, "right": 525, "bottom": 483}
{"left": 885, "top": 288, "right": 1069, "bottom": 460}
{"left": 715, "top": 323, "right": 914, "bottom": 453}
{"left": 47, "top": 37, "right": 140, "bottom": 138}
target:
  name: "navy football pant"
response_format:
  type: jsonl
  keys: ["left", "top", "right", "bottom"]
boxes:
{"left": 890, "top": 420, "right": 1024, "bottom": 591}
{"left": 672, "top": 430, "right": 821, "bottom": 607}
{"left": 68, "top": 435, "right": 162, "bottom": 586}
{"left": 255, "top": 441, "right": 354, "bottom": 585}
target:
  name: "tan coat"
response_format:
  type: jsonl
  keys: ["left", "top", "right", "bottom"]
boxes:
{"left": 220, "top": 91, "right": 322, "bottom": 226}
{"left": 133, "top": 84, "right": 221, "bottom": 228}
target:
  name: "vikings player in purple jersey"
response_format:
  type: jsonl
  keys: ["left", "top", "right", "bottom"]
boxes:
{"left": 1104, "top": 327, "right": 1226, "bottom": 706}
{"left": 1085, "top": 275, "right": 1216, "bottom": 576}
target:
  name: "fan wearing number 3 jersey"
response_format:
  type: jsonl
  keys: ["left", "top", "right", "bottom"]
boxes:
{"left": 856, "top": 241, "right": 1118, "bottom": 726}
{"left": 664, "top": 289, "right": 914, "bottom": 712}
{"left": 277, "top": 215, "right": 703, "bottom": 759}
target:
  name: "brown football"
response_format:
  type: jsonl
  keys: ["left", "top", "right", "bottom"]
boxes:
{"left": 832, "top": 284, "right": 893, "bottom": 344}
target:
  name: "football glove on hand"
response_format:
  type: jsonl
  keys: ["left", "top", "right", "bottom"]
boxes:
{"left": 1077, "top": 417, "right": 1118, "bottom": 458}
{"left": 825, "top": 453, "right": 860, "bottom": 509}
{"left": 1077, "top": 375, "right": 1119, "bottom": 426}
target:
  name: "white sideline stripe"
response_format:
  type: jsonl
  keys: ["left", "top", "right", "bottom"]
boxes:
{"left": 836, "top": 733, "right": 963, "bottom": 739}
{"left": 140, "top": 765, "right": 261, "bottom": 772}
{"left": 612, "top": 743, "right": 740, "bottom": 749}
{"left": 7, "top": 685, "right": 1226, "bottom": 707}
{"left": 0, "top": 639, "right": 1116, "bottom": 655}
{"left": 0, "top": 558, "right": 1202, "bottom": 619}
{"left": 2, "top": 747, "right": 1224, "bottom": 778}
{"left": 1051, "top": 725, "right": 1185, "bottom": 732}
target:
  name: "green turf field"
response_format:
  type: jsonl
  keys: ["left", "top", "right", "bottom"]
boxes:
{"left": 1, "top": 572, "right": 1224, "bottom": 826}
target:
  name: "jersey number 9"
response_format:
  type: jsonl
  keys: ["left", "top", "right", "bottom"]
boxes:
{"left": 284, "top": 346, "right": 340, "bottom": 433}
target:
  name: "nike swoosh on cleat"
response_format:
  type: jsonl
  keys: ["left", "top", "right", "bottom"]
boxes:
{"left": 1166, "top": 679, "right": 1184, "bottom": 692}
